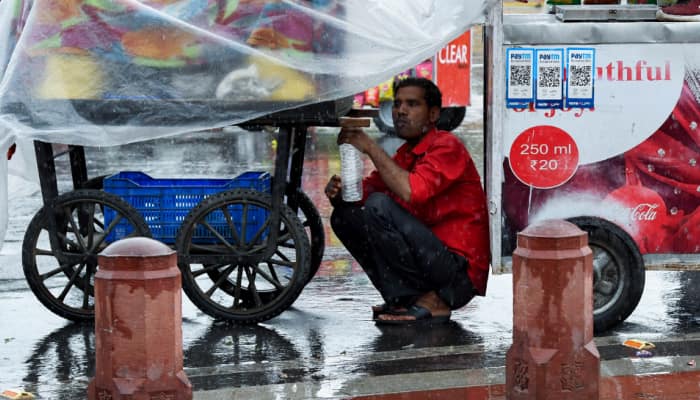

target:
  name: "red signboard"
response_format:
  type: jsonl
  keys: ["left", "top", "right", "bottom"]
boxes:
{"left": 508, "top": 125, "right": 580, "bottom": 189}
{"left": 434, "top": 31, "right": 471, "bottom": 107}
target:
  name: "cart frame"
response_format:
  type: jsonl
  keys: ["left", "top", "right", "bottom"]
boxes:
{"left": 27, "top": 98, "right": 370, "bottom": 324}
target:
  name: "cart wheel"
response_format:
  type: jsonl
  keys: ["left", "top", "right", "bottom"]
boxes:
{"left": 175, "top": 189, "right": 310, "bottom": 324}
{"left": 287, "top": 188, "right": 324, "bottom": 284}
{"left": 22, "top": 189, "right": 151, "bottom": 322}
{"left": 567, "top": 217, "right": 645, "bottom": 333}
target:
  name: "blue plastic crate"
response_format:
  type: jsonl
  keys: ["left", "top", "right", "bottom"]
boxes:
{"left": 103, "top": 171, "right": 271, "bottom": 244}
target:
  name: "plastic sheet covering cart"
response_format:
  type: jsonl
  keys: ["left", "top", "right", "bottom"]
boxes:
{"left": 0, "top": 0, "right": 490, "bottom": 323}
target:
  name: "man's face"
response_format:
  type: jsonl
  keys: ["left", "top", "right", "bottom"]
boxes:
{"left": 392, "top": 86, "right": 440, "bottom": 141}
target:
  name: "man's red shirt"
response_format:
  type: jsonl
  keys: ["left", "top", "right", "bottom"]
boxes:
{"left": 362, "top": 128, "right": 491, "bottom": 295}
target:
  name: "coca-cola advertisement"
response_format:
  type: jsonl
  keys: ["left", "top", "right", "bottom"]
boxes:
{"left": 502, "top": 45, "right": 700, "bottom": 256}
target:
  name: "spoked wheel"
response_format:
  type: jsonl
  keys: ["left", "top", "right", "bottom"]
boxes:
{"left": 286, "top": 188, "right": 324, "bottom": 284}
{"left": 175, "top": 189, "right": 310, "bottom": 324}
{"left": 22, "top": 189, "right": 151, "bottom": 321}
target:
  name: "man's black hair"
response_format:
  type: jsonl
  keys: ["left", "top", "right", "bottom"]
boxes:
{"left": 393, "top": 77, "right": 442, "bottom": 110}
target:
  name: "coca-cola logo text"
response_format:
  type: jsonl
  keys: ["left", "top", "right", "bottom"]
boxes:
{"left": 629, "top": 203, "right": 659, "bottom": 221}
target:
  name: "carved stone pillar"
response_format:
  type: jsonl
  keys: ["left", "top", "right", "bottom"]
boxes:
{"left": 506, "top": 219, "right": 599, "bottom": 400}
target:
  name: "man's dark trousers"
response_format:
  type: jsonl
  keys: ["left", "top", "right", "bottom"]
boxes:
{"left": 330, "top": 192, "right": 475, "bottom": 309}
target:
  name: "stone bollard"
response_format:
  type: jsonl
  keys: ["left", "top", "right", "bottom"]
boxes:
{"left": 505, "top": 219, "right": 599, "bottom": 400}
{"left": 88, "top": 237, "right": 192, "bottom": 400}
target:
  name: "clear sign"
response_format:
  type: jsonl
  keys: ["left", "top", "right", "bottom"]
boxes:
{"left": 435, "top": 31, "right": 471, "bottom": 107}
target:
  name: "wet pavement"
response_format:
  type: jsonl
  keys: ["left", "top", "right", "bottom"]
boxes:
{"left": 1, "top": 121, "right": 700, "bottom": 399}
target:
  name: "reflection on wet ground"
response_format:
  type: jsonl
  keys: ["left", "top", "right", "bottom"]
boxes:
{"left": 2, "top": 266, "right": 700, "bottom": 398}
{"left": 0, "top": 126, "right": 699, "bottom": 399}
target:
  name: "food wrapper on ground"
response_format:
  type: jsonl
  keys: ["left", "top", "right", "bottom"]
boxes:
{"left": 623, "top": 339, "right": 656, "bottom": 350}
{"left": 0, "top": 389, "right": 34, "bottom": 400}
{"left": 635, "top": 350, "right": 654, "bottom": 358}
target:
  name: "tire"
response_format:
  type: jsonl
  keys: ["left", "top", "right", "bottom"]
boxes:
{"left": 373, "top": 100, "right": 396, "bottom": 135}
{"left": 175, "top": 189, "right": 310, "bottom": 324}
{"left": 22, "top": 189, "right": 151, "bottom": 321}
{"left": 567, "top": 217, "right": 645, "bottom": 333}
{"left": 287, "top": 188, "right": 325, "bottom": 284}
{"left": 437, "top": 106, "right": 466, "bottom": 132}
{"left": 374, "top": 101, "right": 467, "bottom": 135}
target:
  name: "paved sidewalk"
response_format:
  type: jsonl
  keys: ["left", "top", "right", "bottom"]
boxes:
{"left": 190, "top": 328, "right": 700, "bottom": 399}
{"left": 192, "top": 351, "right": 700, "bottom": 400}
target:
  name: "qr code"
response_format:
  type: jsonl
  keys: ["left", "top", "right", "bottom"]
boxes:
{"left": 538, "top": 67, "right": 561, "bottom": 88}
{"left": 570, "top": 65, "right": 592, "bottom": 87}
{"left": 510, "top": 65, "right": 531, "bottom": 87}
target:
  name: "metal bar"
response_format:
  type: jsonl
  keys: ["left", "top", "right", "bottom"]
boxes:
{"left": 286, "top": 125, "right": 308, "bottom": 212}
{"left": 68, "top": 145, "right": 93, "bottom": 235}
{"left": 503, "top": 14, "right": 700, "bottom": 45}
{"left": 555, "top": 4, "right": 658, "bottom": 22}
{"left": 34, "top": 141, "right": 62, "bottom": 254}
{"left": 485, "top": 0, "right": 505, "bottom": 274}
{"left": 68, "top": 145, "right": 88, "bottom": 189}
{"left": 266, "top": 124, "right": 292, "bottom": 257}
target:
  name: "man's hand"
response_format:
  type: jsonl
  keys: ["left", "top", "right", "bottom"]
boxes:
{"left": 325, "top": 174, "right": 342, "bottom": 203}
{"left": 337, "top": 128, "right": 373, "bottom": 154}
{"left": 339, "top": 128, "right": 413, "bottom": 203}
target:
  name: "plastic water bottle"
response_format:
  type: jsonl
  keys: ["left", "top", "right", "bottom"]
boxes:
{"left": 339, "top": 143, "right": 363, "bottom": 202}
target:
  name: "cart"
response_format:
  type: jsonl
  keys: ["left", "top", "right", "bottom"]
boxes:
{"left": 0, "top": 0, "right": 488, "bottom": 326}
{"left": 486, "top": 2, "right": 700, "bottom": 332}
{"left": 17, "top": 97, "right": 378, "bottom": 324}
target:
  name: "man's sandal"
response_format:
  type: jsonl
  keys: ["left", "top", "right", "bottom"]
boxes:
{"left": 371, "top": 303, "right": 407, "bottom": 320}
{"left": 374, "top": 304, "right": 451, "bottom": 325}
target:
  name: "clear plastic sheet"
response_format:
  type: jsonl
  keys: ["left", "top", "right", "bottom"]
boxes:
{"left": 0, "top": 0, "right": 491, "bottom": 248}
{"left": 0, "top": 0, "right": 490, "bottom": 146}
